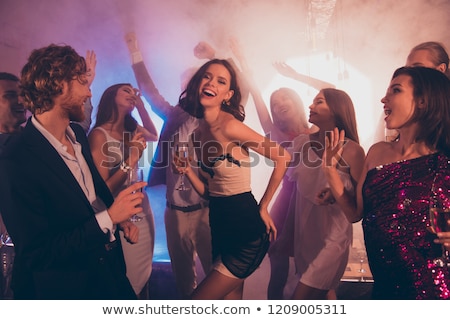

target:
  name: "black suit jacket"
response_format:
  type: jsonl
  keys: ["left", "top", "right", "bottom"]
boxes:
{"left": 0, "top": 132, "right": 17, "bottom": 155}
{"left": 0, "top": 119, "right": 136, "bottom": 299}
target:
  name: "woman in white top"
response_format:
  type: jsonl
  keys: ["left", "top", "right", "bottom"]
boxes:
{"left": 176, "top": 59, "right": 291, "bottom": 300}
{"left": 286, "top": 88, "right": 364, "bottom": 299}
{"left": 88, "top": 83, "right": 158, "bottom": 298}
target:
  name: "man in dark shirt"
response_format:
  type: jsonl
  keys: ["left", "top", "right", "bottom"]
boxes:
{"left": 0, "top": 72, "right": 26, "bottom": 299}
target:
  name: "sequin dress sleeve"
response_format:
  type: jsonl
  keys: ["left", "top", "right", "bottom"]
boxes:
{"left": 362, "top": 152, "right": 450, "bottom": 299}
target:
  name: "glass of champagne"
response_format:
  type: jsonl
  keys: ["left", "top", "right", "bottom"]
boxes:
{"left": 429, "top": 181, "right": 450, "bottom": 267}
{"left": 356, "top": 249, "right": 367, "bottom": 281}
{"left": 0, "top": 232, "right": 13, "bottom": 247}
{"left": 127, "top": 167, "right": 144, "bottom": 222}
{"left": 175, "top": 143, "right": 190, "bottom": 191}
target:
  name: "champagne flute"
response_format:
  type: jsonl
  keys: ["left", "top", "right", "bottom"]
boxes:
{"left": 127, "top": 167, "right": 144, "bottom": 222}
{"left": 0, "top": 231, "right": 13, "bottom": 247}
{"left": 357, "top": 249, "right": 367, "bottom": 275}
{"left": 175, "top": 143, "right": 190, "bottom": 191}
{"left": 429, "top": 181, "right": 450, "bottom": 267}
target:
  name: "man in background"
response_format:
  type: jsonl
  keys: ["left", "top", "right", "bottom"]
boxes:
{"left": 0, "top": 72, "right": 26, "bottom": 299}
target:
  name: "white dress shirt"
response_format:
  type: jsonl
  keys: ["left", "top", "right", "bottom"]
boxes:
{"left": 31, "top": 116, "right": 115, "bottom": 240}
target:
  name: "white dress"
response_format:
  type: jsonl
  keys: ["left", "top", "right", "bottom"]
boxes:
{"left": 91, "top": 127, "right": 155, "bottom": 295}
{"left": 287, "top": 134, "right": 352, "bottom": 290}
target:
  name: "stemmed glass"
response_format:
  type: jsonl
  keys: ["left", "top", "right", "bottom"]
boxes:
{"left": 354, "top": 249, "right": 367, "bottom": 281}
{"left": 429, "top": 178, "right": 450, "bottom": 267}
{"left": 127, "top": 167, "right": 144, "bottom": 222}
{"left": 174, "top": 143, "right": 190, "bottom": 191}
{"left": 0, "top": 232, "right": 13, "bottom": 247}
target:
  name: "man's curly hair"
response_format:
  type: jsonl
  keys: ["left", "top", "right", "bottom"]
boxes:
{"left": 20, "top": 44, "right": 87, "bottom": 114}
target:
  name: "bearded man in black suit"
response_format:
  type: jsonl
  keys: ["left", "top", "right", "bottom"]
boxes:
{"left": 0, "top": 45, "right": 145, "bottom": 299}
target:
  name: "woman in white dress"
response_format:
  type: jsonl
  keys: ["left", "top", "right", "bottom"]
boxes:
{"left": 282, "top": 88, "right": 365, "bottom": 299}
{"left": 88, "top": 83, "right": 158, "bottom": 298}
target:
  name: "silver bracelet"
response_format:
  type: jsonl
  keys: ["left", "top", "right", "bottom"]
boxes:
{"left": 120, "top": 161, "right": 132, "bottom": 173}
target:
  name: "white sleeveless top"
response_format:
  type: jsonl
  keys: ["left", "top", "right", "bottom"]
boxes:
{"left": 90, "top": 127, "right": 124, "bottom": 195}
{"left": 200, "top": 153, "right": 251, "bottom": 197}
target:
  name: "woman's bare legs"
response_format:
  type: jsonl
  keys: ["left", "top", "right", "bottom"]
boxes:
{"left": 191, "top": 270, "right": 245, "bottom": 300}
{"left": 291, "top": 282, "right": 328, "bottom": 300}
{"left": 223, "top": 282, "right": 244, "bottom": 300}
{"left": 326, "top": 289, "right": 337, "bottom": 299}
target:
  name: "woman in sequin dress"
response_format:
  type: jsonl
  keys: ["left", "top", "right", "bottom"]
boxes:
{"left": 322, "top": 66, "right": 450, "bottom": 299}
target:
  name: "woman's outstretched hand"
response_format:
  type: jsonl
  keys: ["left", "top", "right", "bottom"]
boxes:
{"left": 272, "top": 61, "right": 297, "bottom": 79}
{"left": 85, "top": 50, "right": 97, "bottom": 87}
{"left": 322, "top": 127, "right": 345, "bottom": 175}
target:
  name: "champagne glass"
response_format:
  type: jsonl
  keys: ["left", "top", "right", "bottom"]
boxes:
{"left": 429, "top": 181, "right": 450, "bottom": 267}
{"left": 356, "top": 249, "right": 367, "bottom": 281}
{"left": 127, "top": 167, "right": 144, "bottom": 222}
{"left": 0, "top": 231, "right": 13, "bottom": 247}
{"left": 174, "top": 143, "right": 190, "bottom": 191}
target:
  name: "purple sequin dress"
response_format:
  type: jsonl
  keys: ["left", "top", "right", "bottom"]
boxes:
{"left": 362, "top": 152, "right": 450, "bottom": 299}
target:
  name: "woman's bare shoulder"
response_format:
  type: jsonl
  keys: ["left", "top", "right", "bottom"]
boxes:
{"left": 221, "top": 113, "right": 245, "bottom": 132}
{"left": 344, "top": 139, "right": 365, "bottom": 155}
{"left": 367, "top": 141, "right": 392, "bottom": 155}
{"left": 365, "top": 141, "right": 394, "bottom": 169}
{"left": 88, "top": 126, "right": 106, "bottom": 142}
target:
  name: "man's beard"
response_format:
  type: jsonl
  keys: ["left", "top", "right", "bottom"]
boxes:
{"left": 63, "top": 82, "right": 86, "bottom": 123}
{"left": 66, "top": 103, "right": 85, "bottom": 122}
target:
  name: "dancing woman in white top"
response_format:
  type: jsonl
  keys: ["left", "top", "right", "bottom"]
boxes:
{"left": 175, "top": 59, "right": 291, "bottom": 300}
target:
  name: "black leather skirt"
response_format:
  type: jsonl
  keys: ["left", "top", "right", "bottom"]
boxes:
{"left": 208, "top": 192, "right": 270, "bottom": 279}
